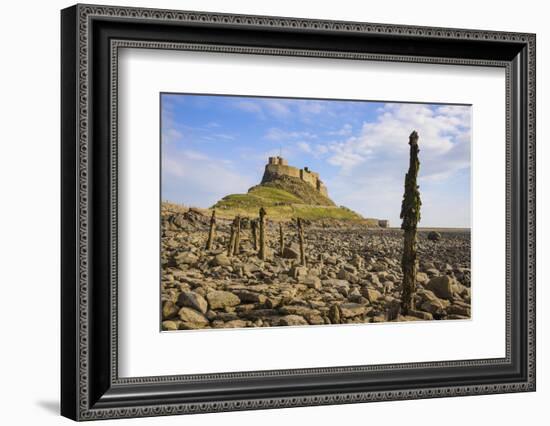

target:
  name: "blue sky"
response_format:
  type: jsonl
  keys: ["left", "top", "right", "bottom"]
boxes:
{"left": 161, "top": 94, "right": 471, "bottom": 228}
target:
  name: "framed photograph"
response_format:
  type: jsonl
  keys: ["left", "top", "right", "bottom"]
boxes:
{"left": 61, "top": 4, "right": 536, "bottom": 421}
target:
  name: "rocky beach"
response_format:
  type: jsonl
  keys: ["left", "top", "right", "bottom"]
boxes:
{"left": 161, "top": 203, "right": 471, "bottom": 331}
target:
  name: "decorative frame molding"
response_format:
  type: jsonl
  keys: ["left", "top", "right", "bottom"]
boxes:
{"left": 61, "top": 4, "right": 536, "bottom": 421}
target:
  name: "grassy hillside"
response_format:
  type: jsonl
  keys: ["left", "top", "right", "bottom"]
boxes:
{"left": 212, "top": 176, "right": 366, "bottom": 222}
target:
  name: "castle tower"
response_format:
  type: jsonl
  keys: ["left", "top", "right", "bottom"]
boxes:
{"left": 261, "top": 157, "right": 328, "bottom": 198}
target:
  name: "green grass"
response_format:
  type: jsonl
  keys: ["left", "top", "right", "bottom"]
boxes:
{"left": 212, "top": 181, "right": 367, "bottom": 222}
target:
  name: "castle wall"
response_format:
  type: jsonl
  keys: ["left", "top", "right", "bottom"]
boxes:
{"left": 262, "top": 158, "right": 329, "bottom": 198}
{"left": 264, "top": 164, "right": 301, "bottom": 180}
{"left": 299, "top": 169, "right": 319, "bottom": 188}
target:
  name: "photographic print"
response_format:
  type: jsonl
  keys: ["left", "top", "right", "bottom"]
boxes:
{"left": 160, "top": 94, "right": 471, "bottom": 331}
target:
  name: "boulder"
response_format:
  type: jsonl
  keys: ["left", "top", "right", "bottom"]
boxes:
{"left": 303, "top": 276, "right": 322, "bottom": 290}
{"left": 337, "top": 268, "right": 355, "bottom": 281}
{"left": 362, "top": 287, "right": 383, "bottom": 302}
{"left": 416, "top": 272, "right": 429, "bottom": 285}
{"left": 426, "top": 275, "right": 457, "bottom": 300}
{"left": 174, "top": 252, "right": 198, "bottom": 266}
{"left": 206, "top": 290, "right": 241, "bottom": 310}
{"left": 328, "top": 304, "right": 341, "bottom": 324}
{"left": 162, "top": 320, "right": 179, "bottom": 331}
{"left": 448, "top": 304, "right": 471, "bottom": 317}
{"left": 289, "top": 265, "right": 308, "bottom": 280}
{"left": 427, "top": 231, "right": 442, "bottom": 242}
{"left": 216, "top": 319, "right": 248, "bottom": 329}
{"left": 162, "top": 300, "right": 179, "bottom": 320}
{"left": 279, "top": 315, "right": 308, "bottom": 326}
{"left": 232, "top": 290, "right": 267, "bottom": 304}
{"left": 339, "top": 303, "right": 367, "bottom": 318}
{"left": 210, "top": 253, "right": 231, "bottom": 267}
{"left": 322, "top": 279, "right": 350, "bottom": 291}
{"left": 177, "top": 307, "right": 209, "bottom": 325}
{"left": 177, "top": 291, "right": 208, "bottom": 314}
{"left": 281, "top": 244, "right": 300, "bottom": 259}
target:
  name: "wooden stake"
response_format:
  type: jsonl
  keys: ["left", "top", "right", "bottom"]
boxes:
{"left": 296, "top": 218, "right": 306, "bottom": 266}
{"left": 258, "top": 207, "right": 267, "bottom": 260}
{"left": 227, "top": 217, "right": 237, "bottom": 257}
{"left": 279, "top": 223, "right": 285, "bottom": 256}
{"left": 251, "top": 219, "right": 258, "bottom": 251}
{"left": 400, "top": 131, "right": 421, "bottom": 315}
{"left": 205, "top": 210, "right": 216, "bottom": 250}
{"left": 233, "top": 216, "right": 241, "bottom": 256}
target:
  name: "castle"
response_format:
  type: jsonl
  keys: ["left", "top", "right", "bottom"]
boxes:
{"left": 261, "top": 156, "right": 329, "bottom": 198}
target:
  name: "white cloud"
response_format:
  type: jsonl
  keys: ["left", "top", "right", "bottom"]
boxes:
{"left": 162, "top": 148, "right": 256, "bottom": 208}
{"left": 264, "top": 100, "right": 291, "bottom": 118}
{"left": 264, "top": 128, "right": 317, "bottom": 141}
{"left": 327, "top": 103, "right": 470, "bottom": 179}
{"left": 297, "top": 141, "right": 312, "bottom": 153}
{"left": 325, "top": 103, "right": 471, "bottom": 227}
{"left": 328, "top": 123, "right": 353, "bottom": 136}
{"left": 233, "top": 99, "right": 292, "bottom": 119}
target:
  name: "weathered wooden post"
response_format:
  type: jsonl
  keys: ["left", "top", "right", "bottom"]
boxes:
{"left": 233, "top": 216, "right": 241, "bottom": 256}
{"left": 227, "top": 217, "right": 237, "bottom": 257}
{"left": 205, "top": 209, "right": 216, "bottom": 250}
{"left": 258, "top": 207, "right": 267, "bottom": 260}
{"left": 279, "top": 223, "right": 285, "bottom": 256}
{"left": 251, "top": 219, "right": 258, "bottom": 251}
{"left": 296, "top": 218, "right": 306, "bottom": 266}
{"left": 400, "top": 130, "right": 421, "bottom": 315}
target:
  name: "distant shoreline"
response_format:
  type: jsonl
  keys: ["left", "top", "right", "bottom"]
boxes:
{"left": 389, "top": 227, "right": 471, "bottom": 232}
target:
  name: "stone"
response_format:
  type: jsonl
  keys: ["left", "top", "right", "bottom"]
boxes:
{"left": 162, "top": 300, "right": 179, "bottom": 320}
{"left": 175, "top": 252, "right": 198, "bottom": 266}
{"left": 233, "top": 290, "right": 267, "bottom": 304}
{"left": 243, "top": 263, "right": 260, "bottom": 275}
{"left": 279, "top": 305, "right": 317, "bottom": 316}
{"left": 305, "top": 313, "right": 325, "bottom": 325}
{"left": 407, "top": 309, "right": 434, "bottom": 321}
{"left": 281, "top": 244, "right": 300, "bottom": 259}
{"left": 211, "top": 253, "right": 231, "bottom": 267}
{"left": 420, "top": 299, "right": 447, "bottom": 315}
{"left": 218, "top": 319, "right": 248, "bottom": 328}
{"left": 426, "top": 275, "right": 457, "bottom": 300}
{"left": 337, "top": 268, "right": 355, "bottom": 281}
{"left": 382, "top": 281, "right": 394, "bottom": 294}
{"left": 290, "top": 265, "right": 308, "bottom": 279}
{"left": 427, "top": 231, "right": 442, "bottom": 242}
{"left": 266, "top": 297, "right": 282, "bottom": 309}
{"left": 279, "top": 315, "right": 308, "bottom": 326}
{"left": 329, "top": 304, "right": 341, "bottom": 324}
{"left": 448, "top": 304, "right": 471, "bottom": 317}
{"left": 206, "top": 291, "right": 241, "bottom": 310}
{"left": 303, "top": 276, "right": 321, "bottom": 290}
{"left": 322, "top": 279, "right": 350, "bottom": 290}
{"left": 362, "top": 287, "right": 383, "bottom": 303}
{"left": 416, "top": 272, "right": 429, "bottom": 285}
{"left": 162, "top": 320, "right": 179, "bottom": 331}
{"left": 178, "top": 307, "right": 209, "bottom": 325}
{"left": 447, "top": 314, "right": 470, "bottom": 320}
{"left": 339, "top": 303, "right": 367, "bottom": 318}
{"left": 177, "top": 291, "right": 208, "bottom": 314}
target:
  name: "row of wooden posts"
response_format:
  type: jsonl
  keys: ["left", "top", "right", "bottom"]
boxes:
{"left": 205, "top": 130, "right": 422, "bottom": 316}
{"left": 205, "top": 207, "right": 307, "bottom": 265}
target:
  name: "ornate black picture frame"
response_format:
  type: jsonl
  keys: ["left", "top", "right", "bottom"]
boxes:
{"left": 61, "top": 4, "right": 536, "bottom": 421}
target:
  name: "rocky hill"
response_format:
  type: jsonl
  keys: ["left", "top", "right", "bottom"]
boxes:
{"left": 212, "top": 174, "right": 368, "bottom": 222}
